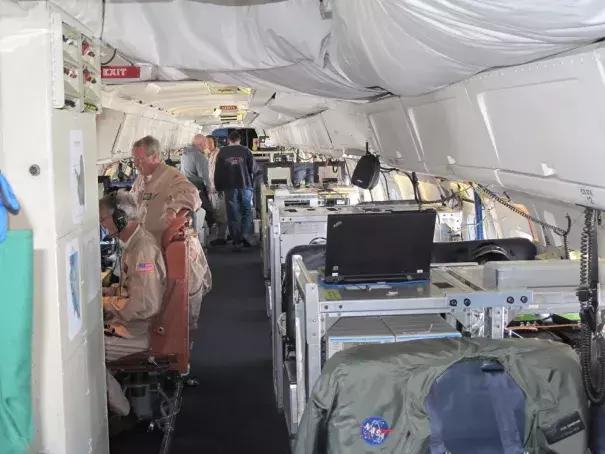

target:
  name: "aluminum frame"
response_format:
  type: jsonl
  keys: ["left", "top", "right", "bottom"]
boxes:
{"left": 290, "top": 256, "right": 585, "bottom": 413}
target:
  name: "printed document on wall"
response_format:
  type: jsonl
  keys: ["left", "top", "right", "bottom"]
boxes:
{"left": 70, "top": 129, "right": 86, "bottom": 224}
{"left": 66, "top": 238, "right": 83, "bottom": 340}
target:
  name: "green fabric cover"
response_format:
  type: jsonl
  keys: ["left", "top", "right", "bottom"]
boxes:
{"left": 0, "top": 230, "right": 33, "bottom": 454}
{"left": 295, "top": 337, "right": 588, "bottom": 454}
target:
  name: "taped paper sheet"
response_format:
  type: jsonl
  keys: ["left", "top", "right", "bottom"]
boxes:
{"left": 66, "top": 238, "right": 83, "bottom": 340}
{"left": 69, "top": 130, "right": 86, "bottom": 224}
{"left": 83, "top": 228, "right": 101, "bottom": 304}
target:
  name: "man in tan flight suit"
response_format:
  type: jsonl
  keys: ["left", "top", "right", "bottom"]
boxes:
{"left": 130, "top": 135, "right": 212, "bottom": 330}
{"left": 99, "top": 190, "right": 166, "bottom": 420}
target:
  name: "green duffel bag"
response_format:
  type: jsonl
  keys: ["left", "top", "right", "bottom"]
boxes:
{"left": 296, "top": 337, "right": 589, "bottom": 454}
{"left": 0, "top": 230, "right": 34, "bottom": 454}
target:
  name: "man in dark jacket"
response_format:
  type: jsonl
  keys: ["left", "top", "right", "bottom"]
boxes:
{"left": 214, "top": 131, "right": 257, "bottom": 251}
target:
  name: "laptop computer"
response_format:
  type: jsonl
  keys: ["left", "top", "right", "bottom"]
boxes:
{"left": 323, "top": 210, "right": 436, "bottom": 285}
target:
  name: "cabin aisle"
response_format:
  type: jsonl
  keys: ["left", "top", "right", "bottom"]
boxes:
{"left": 110, "top": 246, "right": 290, "bottom": 454}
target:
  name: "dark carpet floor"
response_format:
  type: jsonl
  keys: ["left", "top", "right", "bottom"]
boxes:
{"left": 110, "top": 245, "right": 291, "bottom": 454}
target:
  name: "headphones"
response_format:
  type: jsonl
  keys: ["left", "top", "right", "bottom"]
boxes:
{"left": 472, "top": 244, "right": 510, "bottom": 264}
{"left": 107, "top": 192, "right": 128, "bottom": 233}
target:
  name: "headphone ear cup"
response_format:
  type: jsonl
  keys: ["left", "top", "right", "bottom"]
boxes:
{"left": 112, "top": 208, "right": 128, "bottom": 232}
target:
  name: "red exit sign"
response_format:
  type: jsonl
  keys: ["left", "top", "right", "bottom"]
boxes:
{"left": 219, "top": 105, "right": 238, "bottom": 111}
{"left": 101, "top": 66, "right": 141, "bottom": 79}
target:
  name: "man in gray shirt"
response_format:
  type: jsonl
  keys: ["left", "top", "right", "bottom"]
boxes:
{"left": 180, "top": 134, "right": 210, "bottom": 191}
{"left": 180, "top": 134, "right": 214, "bottom": 238}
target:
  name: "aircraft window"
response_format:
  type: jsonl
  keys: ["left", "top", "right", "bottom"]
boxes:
{"left": 393, "top": 174, "right": 416, "bottom": 200}
{"left": 486, "top": 200, "right": 538, "bottom": 242}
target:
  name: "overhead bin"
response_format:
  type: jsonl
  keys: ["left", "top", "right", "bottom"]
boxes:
{"left": 365, "top": 97, "right": 428, "bottom": 174}
{"left": 402, "top": 84, "right": 501, "bottom": 186}
{"left": 465, "top": 43, "right": 605, "bottom": 208}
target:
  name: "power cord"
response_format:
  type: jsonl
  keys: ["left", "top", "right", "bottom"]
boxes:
{"left": 405, "top": 172, "right": 471, "bottom": 206}
{"left": 475, "top": 183, "right": 572, "bottom": 259}
{"left": 382, "top": 173, "right": 391, "bottom": 200}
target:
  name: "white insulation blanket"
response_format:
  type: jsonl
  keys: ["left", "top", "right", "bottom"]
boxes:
{"left": 73, "top": 0, "right": 605, "bottom": 98}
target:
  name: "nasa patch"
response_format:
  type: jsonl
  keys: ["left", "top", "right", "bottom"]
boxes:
{"left": 360, "top": 416, "right": 392, "bottom": 446}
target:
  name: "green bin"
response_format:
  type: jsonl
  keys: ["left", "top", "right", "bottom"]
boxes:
{"left": 0, "top": 230, "right": 33, "bottom": 454}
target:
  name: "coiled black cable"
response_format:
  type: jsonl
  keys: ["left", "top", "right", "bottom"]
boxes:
{"left": 476, "top": 183, "right": 572, "bottom": 259}
{"left": 580, "top": 208, "right": 593, "bottom": 286}
{"left": 578, "top": 208, "right": 605, "bottom": 404}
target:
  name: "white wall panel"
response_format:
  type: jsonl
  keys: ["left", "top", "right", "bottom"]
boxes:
{"left": 320, "top": 110, "right": 367, "bottom": 152}
{"left": 306, "top": 114, "right": 332, "bottom": 151}
{"left": 466, "top": 43, "right": 605, "bottom": 208}
{"left": 403, "top": 83, "right": 500, "bottom": 185}
{"left": 113, "top": 113, "right": 140, "bottom": 158}
{"left": 366, "top": 97, "right": 428, "bottom": 173}
{"left": 96, "top": 108, "right": 124, "bottom": 162}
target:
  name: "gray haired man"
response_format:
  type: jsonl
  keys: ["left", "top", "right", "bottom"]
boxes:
{"left": 99, "top": 190, "right": 166, "bottom": 428}
{"left": 130, "top": 135, "right": 212, "bottom": 327}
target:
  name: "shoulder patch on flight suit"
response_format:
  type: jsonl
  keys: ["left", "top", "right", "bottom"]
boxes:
{"left": 143, "top": 193, "right": 153, "bottom": 200}
{"left": 137, "top": 262, "right": 154, "bottom": 272}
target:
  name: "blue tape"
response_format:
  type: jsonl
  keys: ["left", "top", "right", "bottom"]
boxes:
{"left": 0, "top": 174, "right": 21, "bottom": 243}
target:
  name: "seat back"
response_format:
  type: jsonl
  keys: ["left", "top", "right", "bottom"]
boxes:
{"left": 425, "top": 359, "right": 526, "bottom": 454}
{"left": 283, "top": 244, "right": 327, "bottom": 341}
{"left": 148, "top": 214, "right": 190, "bottom": 373}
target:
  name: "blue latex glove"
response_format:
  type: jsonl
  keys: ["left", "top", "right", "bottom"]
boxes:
{"left": 0, "top": 173, "right": 20, "bottom": 243}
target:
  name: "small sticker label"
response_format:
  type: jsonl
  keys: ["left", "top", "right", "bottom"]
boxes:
{"left": 323, "top": 289, "right": 342, "bottom": 301}
{"left": 138, "top": 262, "right": 154, "bottom": 273}
{"left": 360, "top": 416, "right": 392, "bottom": 445}
{"left": 580, "top": 188, "right": 595, "bottom": 205}
{"left": 541, "top": 411, "right": 585, "bottom": 444}
{"left": 143, "top": 193, "right": 153, "bottom": 200}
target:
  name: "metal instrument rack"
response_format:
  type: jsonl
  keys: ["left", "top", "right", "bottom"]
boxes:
{"left": 283, "top": 256, "right": 585, "bottom": 434}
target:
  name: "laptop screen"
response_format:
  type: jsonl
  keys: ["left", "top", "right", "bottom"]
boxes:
{"left": 324, "top": 210, "right": 437, "bottom": 284}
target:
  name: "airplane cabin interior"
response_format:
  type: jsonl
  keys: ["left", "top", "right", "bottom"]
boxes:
{"left": 3, "top": 1, "right": 605, "bottom": 453}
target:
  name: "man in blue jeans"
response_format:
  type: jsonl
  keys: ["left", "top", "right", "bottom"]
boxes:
{"left": 214, "top": 131, "right": 257, "bottom": 251}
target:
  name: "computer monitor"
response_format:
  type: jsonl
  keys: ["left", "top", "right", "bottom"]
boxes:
{"left": 314, "top": 161, "right": 345, "bottom": 186}
{"left": 264, "top": 162, "right": 294, "bottom": 186}
{"left": 324, "top": 210, "right": 437, "bottom": 285}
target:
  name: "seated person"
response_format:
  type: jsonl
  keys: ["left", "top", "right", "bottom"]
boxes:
{"left": 99, "top": 190, "right": 167, "bottom": 421}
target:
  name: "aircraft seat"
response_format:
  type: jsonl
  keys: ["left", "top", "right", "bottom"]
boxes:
{"left": 282, "top": 244, "right": 327, "bottom": 343}
{"left": 106, "top": 213, "right": 191, "bottom": 448}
